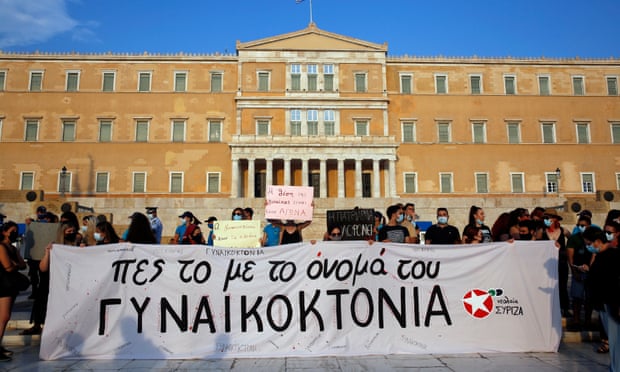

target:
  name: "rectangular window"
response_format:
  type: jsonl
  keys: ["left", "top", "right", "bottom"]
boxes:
{"left": 207, "top": 173, "right": 221, "bottom": 193}
{"left": 323, "top": 64, "right": 334, "bottom": 91}
{"left": 258, "top": 71, "right": 270, "bottom": 91}
{"left": 581, "top": 173, "right": 595, "bottom": 193}
{"left": 307, "top": 110, "right": 318, "bottom": 136}
{"left": 136, "top": 120, "right": 149, "bottom": 142}
{"left": 58, "top": 171, "right": 72, "bottom": 194}
{"left": 307, "top": 64, "right": 318, "bottom": 91}
{"left": 138, "top": 72, "right": 151, "bottom": 92}
{"left": 20, "top": 172, "right": 34, "bottom": 190}
{"left": 62, "top": 120, "right": 76, "bottom": 142}
{"left": 607, "top": 77, "right": 618, "bottom": 96}
{"left": 612, "top": 123, "right": 620, "bottom": 144}
{"left": 256, "top": 119, "right": 270, "bottom": 136}
{"left": 99, "top": 119, "right": 112, "bottom": 142}
{"left": 0, "top": 70, "right": 5, "bottom": 91}
{"left": 538, "top": 75, "right": 550, "bottom": 95}
{"left": 291, "top": 64, "right": 301, "bottom": 91}
{"left": 435, "top": 74, "right": 447, "bottom": 94}
{"left": 546, "top": 173, "right": 558, "bottom": 193}
{"left": 29, "top": 71, "right": 43, "bottom": 91}
{"left": 440, "top": 173, "right": 453, "bottom": 193}
{"left": 355, "top": 120, "right": 369, "bottom": 136}
{"left": 542, "top": 122, "right": 556, "bottom": 144}
{"left": 404, "top": 173, "right": 417, "bottom": 193}
{"left": 507, "top": 122, "right": 521, "bottom": 144}
{"left": 210, "top": 72, "right": 222, "bottom": 93}
{"left": 402, "top": 122, "right": 415, "bottom": 143}
{"left": 174, "top": 72, "right": 187, "bottom": 92}
{"left": 504, "top": 75, "right": 516, "bottom": 95}
{"left": 362, "top": 173, "right": 371, "bottom": 198}
{"left": 470, "top": 75, "right": 481, "bottom": 94}
{"left": 437, "top": 122, "right": 451, "bottom": 143}
{"left": 355, "top": 73, "right": 366, "bottom": 93}
{"left": 511, "top": 173, "right": 524, "bottom": 193}
{"left": 309, "top": 173, "right": 320, "bottom": 198}
{"left": 133, "top": 172, "right": 146, "bottom": 193}
{"left": 475, "top": 173, "right": 489, "bottom": 193}
{"left": 172, "top": 120, "right": 185, "bottom": 142}
{"left": 170, "top": 172, "right": 183, "bottom": 193}
{"left": 25, "top": 119, "right": 39, "bottom": 141}
{"left": 290, "top": 110, "right": 301, "bottom": 136}
{"left": 324, "top": 110, "right": 335, "bottom": 136}
{"left": 400, "top": 74, "right": 412, "bottom": 94}
{"left": 102, "top": 71, "right": 115, "bottom": 92}
{"left": 66, "top": 71, "right": 79, "bottom": 92}
{"left": 209, "top": 120, "right": 221, "bottom": 142}
{"left": 576, "top": 122, "right": 590, "bottom": 144}
{"left": 572, "top": 76, "right": 585, "bottom": 95}
{"left": 472, "top": 122, "right": 486, "bottom": 143}
{"left": 95, "top": 172, "right": 109, "bottom": 193}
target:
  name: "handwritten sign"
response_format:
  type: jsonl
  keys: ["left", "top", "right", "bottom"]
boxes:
{"left": 213, "top": 220, "right": 261, "bottom": 248}
{"left": 265, "top": 185, "right": 314, "bottom": 221}
{"left": 23, "top": 222, "right": 60, "bottom": 260}
{"left": 327, "top": 208, "right": 375, "bottom": 240}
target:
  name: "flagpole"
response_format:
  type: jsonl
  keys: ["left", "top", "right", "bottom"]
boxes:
{"left": 309, "top": 0, "right": 313, "bottom": 24}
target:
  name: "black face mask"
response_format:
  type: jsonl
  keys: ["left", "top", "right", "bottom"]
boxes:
{"left": 65, "top": 232, "right": 77, "bottom": 242}
{"left": 519, "top": 234, "right": 532, "bottom": 240}
{"left": 9, "top": 231, "right": 18, "bottom": 243}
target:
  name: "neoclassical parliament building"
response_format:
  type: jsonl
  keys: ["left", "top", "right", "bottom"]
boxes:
{"left": 1, "top": 24, "right": 619, "bottom": 237}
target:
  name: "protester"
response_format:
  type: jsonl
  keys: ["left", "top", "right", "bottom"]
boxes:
{"left": 378, "top": 204, "right": 411, "bottom": 243}
{"left": 424, "top": 208, "right": 460, "bottom": 244}
{"left": 177, "top": 211, "right": 204, "bottom": 245}
{"left": 231, "top": 208, "right": 244, "bottom": 221}
{"left": 491, "top": 212, "right": 512, "bottom": 242}
{"left": 508, "top": 208, "right": 530, "bottom": 239}
{"left": 94, "top": 221, "right": 121, "bottom": 245}
{"left": 261, "top": 219, "right": 281, "bottom": 247}
{"left": 540, "top": 208, "right": 570, "bottom": 317}
{"left": 280, "top": 220, "right": 311, "bottom": 245}
{"left": 373, "top": 211, "right": 385, "bottom": 242}
{"left": 462, "top": 225, "right": 483, "bottom": 244}
{"left": 400, "top": 203, "right": 419, "bottom": 243}
{"left": 243, "top": 207, "right": 254, "bottom": 220}
{"left": 324, "top": 226, "right": 343, "bottom": 241}
{"left": 146, "top": 207, "right": 163, "bottom": 244}
{"left": 204, "top": 216, "right": 217, "bottom": 246}
{"left": 463, "top": 206, "right": 492, "bottom": 243}
{"left": 125, "top": 213, "right": 157, "bottom": 244}
{"left": 516, "top": 220, "right": 536, "bottom": 240}
{"left": 566, "top": 215, "right": 593, "bottom": 331}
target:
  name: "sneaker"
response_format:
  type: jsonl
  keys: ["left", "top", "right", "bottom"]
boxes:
{"left": 0, "top": 353, "right": 11, "bottom": 362}
{"left": 0, "top": 347, "right": 13, "bottom": 357}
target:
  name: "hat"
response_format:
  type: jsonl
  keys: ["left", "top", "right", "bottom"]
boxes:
{"left": 146, "top": 207, "right": 158, "bottom": 213}
{"left": 543, "top": 208, "right": 563, "bottom": 221}
{"left": 36, "top": 206, "right": 47, "bottom": 213}
{"left": 577, "top": 209, "right": 592, "bottom": 218}
{"left": 205, "top": 216, "right": 218, "bottom": 223}
{"left": 179, "top": 211, "right": 194, "bottom": 219}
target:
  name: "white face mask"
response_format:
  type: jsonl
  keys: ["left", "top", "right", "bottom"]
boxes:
{"left": 147, "top": 213, "right": 153, "bottom": 220}
{"left": 80, "top": 225, "right": 88, "bottom": 233}
{"left": 94, "top": 232, "right": 104, "bottom": 242}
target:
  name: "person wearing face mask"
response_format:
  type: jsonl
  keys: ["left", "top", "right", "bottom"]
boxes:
{"left": 373, "top": 211, "right": 386, "bottom": 242}
{"left": 399, "top": 203, "right": 420, "bottom": 243}
{"left": 378, "top": 205, "right": 411, "bottom": 243}
{"left": 261, "top": 219, "right": 281, "bottom": 247}
{"left": 540, "top": 208, "right": 570, "bottom": 318}
{"left": 566, "top": 215, "right": 593, "bottom": 331}
{"left": 175, "top": 211, "right": 203, "bottom": 245}
{"left": 516, "top": 220, "right": 536, "bottom": 240}
{"left": 94, "top": 221, "right": 120, "bottom": 245}
{"left": 0, "top": 221, "right": 27, "bottom": 361}
{"left": 145, "top": 207, "right": 163, "bottom": 244}
{"left": 462, "top": 206, "right": 492, "bottom": 243}
{"left": 585, "top": 227, "right": 620, "bottom": 370}
{"left": 425, "top": 208, "right": 461, "bottom": 245}
{"left": 323, "top": 226, "right": 343, "bottom": 241}
{"left": 204, "top": 216, "right": 218, "bottom": 246}
{"left": 231, "top": 207, "right": 244, "bottom": 221}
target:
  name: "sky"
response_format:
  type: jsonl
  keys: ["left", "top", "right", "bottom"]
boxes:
{"left": 0, "top": 0, "right": 618, "bottom": 58}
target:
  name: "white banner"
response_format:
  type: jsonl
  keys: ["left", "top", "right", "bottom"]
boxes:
{"left": 40, "top": 241, "right": 561, "bottom": 360}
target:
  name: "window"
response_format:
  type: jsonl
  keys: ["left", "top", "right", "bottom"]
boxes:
{"left": 472, "top": 122, "right": 486, "bottom": 143}
{"left": 174, "top": 72, "right": 187, "bottom": 92}
{"left": 138, "top": 72, "right": 151, "bottom": 92}
{"left": 581, "top": 173, "right": 595, "bottom": 193}
{"left": 323, "top": 64, "right": 334, "bottom": 91}
{"left": 511, "top": 173, "right": 524, "bottom": 193}
{"left": 576, "top": 122, "right": 590, "bottom": 144}
{"left": 400, "top": 74, "right": 412, "bottom": 94}
{"left": 572, "top": 76, "right": 585, "bottom": 95}
{"left": 538, "top": 75, "right": 550, "bottom": 95}
{"left": 307, "top": 110, "right": 318, "bottom": 136}
{"left": 470, "top": 75, "right": 481, "bottom": 94}
{"left": 207, "top": 173, "right": 220, "bottom": 193}
{"left": 612, "top": 123, "right": 620, "bottom": 144}
{"left": 309, "top": 173, "right": 320, "bottom": 198}
{"left": 324, "top": 110, "right": 335, "bottom": 135}
{"left": 0, "top": 70, "right": 5, "bottom": 91}
{"left": 475, "top": 173, "right": 489, "bottom": 193}
{"left": 437, "top": 121, "right": 451, "bottom": 143}
{"left": 541, "top": 122, "right": 556, "bottom": 144}
{"left": 290, "top": 110, "right": 302, "bottom": 136}
{"left": 66, "top": 71, "right": 79, "bottom": 92}
{"left": 95, "top": 172, "right": 109, "bottom": 193}
{"left": 607, "top": 77, "right": 619, "bottom": 96}
{"left": 362, "top": 173, "right": 372, "bottom": 198}
{"left": 546, "top": 173, "right": 558, "bottom": 193}
{"left": 99, "top": 119, "right": 112, "bottom": 142}
{"left": 136, "top": 120, "right": 149, "bottom": 142}
{"left": 133, "top": 172, "right": 146, "bottom": 193}
{"left": 258, "top": 71, "right": 270, "bottom": 91}
{"left": 507, "top": 122, "right": 521, "bottom": 144}
{"left": 170, "top": 172, "right": 183, "bottom": 193}
{"left": 440, "top": 173, "right": 453, "bottom": 193}
{"left": 58, "top": 171, "right": 72, "bottom": 193}
{"left": 355, "top": 120, "right": 369, "bottom": 136}
{"left": 307, "top": 64, "right": 318, "bottom": 91}
{"left": 355, "top": 73, "right": 367, "bottom": 93}
{"left": 504, "top": 75, "right": 516, "bottom": 95}
{"left": 210, "top": 72, "right": 222, "bottom": 93}
{"left": 435, "top": 74, "right": 447, "bottom": 94}
{"left": 172, "top": 120, "right": 185, "bottom": 142}
{"left": 20, "top": 172, "right": 34, "bottom": 190}
{"left": 209, "top": 120, "right": 221, "bottom": 142}
{"left": 102, "top": 71, "right": 115, "bottom": 92}
{"left": 62, "top": 120, "right": 76, "bottom": 142}
{"left": 256, "top": 119, "right": 270, "bottom": 136}
{"left": 404, "top": 173, "right": 417, "bottom": 193}
{"left": 290, "top": 64, "right": 301, "bottom": 91}
{"left": 402, "top": 121, "right": 416, "bottom": 143}
{"left": 25, "top": 119, "right": 39, "bottom": 141}
{"left": 29, "top": 71, "right": 43, "bottom": 91}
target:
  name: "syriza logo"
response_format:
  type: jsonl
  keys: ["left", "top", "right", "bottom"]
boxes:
{"left": 462, "top": 289, "right": 494, "bottom": 319}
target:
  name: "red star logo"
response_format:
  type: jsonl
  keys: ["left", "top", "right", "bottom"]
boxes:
{"left": 462, "top": 289, "right": 494, "bottom": 319}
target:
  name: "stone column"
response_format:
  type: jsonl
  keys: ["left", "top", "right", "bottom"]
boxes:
{"left": 266, "top": 158, "right": 273, "bottom": 187}
{"left": 389, "top": 159, "right": 397, "bottom": 197}
{"left": 247, "top": 158, "right": 255, "bottom": 198}
{"left": 320, "top": 159, "right": 327, "bottom": 198}
{"left": 302, "top": 159, "right": 308, "bottom": 186}
{"left": 338, "top": 159, "right": 345, "bottom": 198}
{"left": 355, "top": 159, "right": 362, "bottom": 197}
{"left": 284, "top": 158, "right": 291, "bottom": 186}
{"left": 231, "top": 158, "right": 239, "bottom": 198}
{"left": 373, "top": 159, "right": 381, "bottom": 198}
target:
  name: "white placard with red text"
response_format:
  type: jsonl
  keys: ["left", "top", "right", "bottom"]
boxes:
{"left": 264, "top": 185, "right": 314, "bottom": 221}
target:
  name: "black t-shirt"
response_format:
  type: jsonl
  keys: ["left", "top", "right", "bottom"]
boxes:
{"left": 425, "top": 224, "right": 461, "bottom": 245}
{"left": 378, "top": 225, "right": 410, "bottom": 243}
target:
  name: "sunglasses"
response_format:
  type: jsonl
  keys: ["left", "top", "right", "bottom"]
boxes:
{"left": 234, "top": 213, "right": 242, "bottom": 216}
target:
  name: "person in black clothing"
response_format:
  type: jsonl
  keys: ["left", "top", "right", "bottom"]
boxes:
{"left": 378, "top": 205, "right": 410, "bottom": 243}
{"left": 540, "top": 208, "right": 570, "bottom": 317}
{"left": 566, "top": 215, "right": 593, "bottom": 330}
{"left": 462, "top": 205, "right": 492, "bottom": 243}
{"left": 425, "top": 208, "right": 460, "bottom": 245}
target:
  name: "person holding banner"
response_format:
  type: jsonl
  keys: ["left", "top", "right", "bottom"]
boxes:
{"left": 280, "top": 220, "right": 311, "bottom": 245}
{"left": 178, "top": 211, "right": 204, "bottom": 245}
{"left": 261, "top": 220, "right": 282, "bottom": 247}
{"left": 378, "top": 205, "right": 411, "bottom": 243}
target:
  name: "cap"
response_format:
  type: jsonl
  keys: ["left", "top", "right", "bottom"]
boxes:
{"left": 577, "top": 209, "right": 592, "bottom": 218}
{"left": 543, "top": 208, "right": 563, "bottom": 221}
{"left": 36, "top": 205, "right": 47, "bottom": 213}
{"left": 205, "top": 216, "right": 218, "bottom": 223}
{"left": 179, "top": 211, "right": 194, "bottom": 219}
{"left": 146, "top": 207, "right": 158, "bottom": 213}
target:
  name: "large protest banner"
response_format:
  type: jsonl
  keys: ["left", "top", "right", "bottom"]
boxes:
{"left": 40, "top": 241, "right": 561, "bottom": 360}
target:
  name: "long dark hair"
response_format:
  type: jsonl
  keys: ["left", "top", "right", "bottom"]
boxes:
{"left": 126, "top": 213, "right": 157, "bottom": 244}
{"left": 468, "top": 205, "right": 482, "bottom": 226}
{"left": 96, "top": 221, "right": 120, "bottom": 244}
